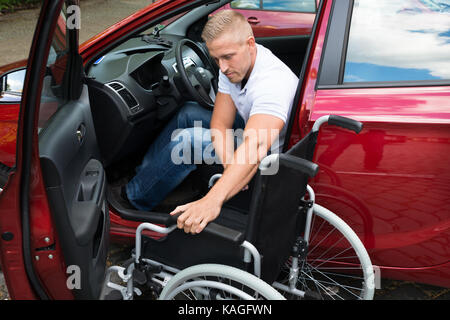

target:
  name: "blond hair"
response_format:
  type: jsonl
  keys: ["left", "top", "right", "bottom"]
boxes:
{"left": 201, "top": 9, "right": 253, "bottom": 44}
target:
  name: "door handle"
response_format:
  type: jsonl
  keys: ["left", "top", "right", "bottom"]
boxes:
{"left": 247, "top": 16, "right": 260, "bottom": 24}
{"left": 76, "top": 123, "right": 86, "bottom": 144}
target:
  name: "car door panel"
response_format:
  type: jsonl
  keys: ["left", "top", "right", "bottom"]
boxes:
{"left": 288, "top": 0, "right": 450, "bottom": 287}
{"left": 39, "top": 85, "right": 109, "bottom": 299}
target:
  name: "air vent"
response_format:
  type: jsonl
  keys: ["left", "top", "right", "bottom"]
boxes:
{"left": 117, "top": 88, "right": 138, "bottom": 109}
{"left": 108, "top": 82, "right": 123, "bottom": 91}
{"left": 106, "top": 82, "right": 141, "bottom": 114}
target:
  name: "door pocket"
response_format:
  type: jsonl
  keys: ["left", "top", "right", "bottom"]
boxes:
{"left": 71, "top": 159, "right": 105, "bottom": 246}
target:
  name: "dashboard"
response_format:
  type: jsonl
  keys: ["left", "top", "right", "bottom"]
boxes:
{"left": 85, "top": 34, "right": 213, "bottom": 166}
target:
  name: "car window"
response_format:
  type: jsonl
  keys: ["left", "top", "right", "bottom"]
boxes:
{"left": 343, "top": 0, "right": 450, "bottom": 83}
{"left": 231, "top": 0, "right": 316, "bottom": 13}
{"left": 262, "top": 0, "right": 316, "bottom": 13}
{"left": 38, "top": 4, "right": 70, "bottom": 131}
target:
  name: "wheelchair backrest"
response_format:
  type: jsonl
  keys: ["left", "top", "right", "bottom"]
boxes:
{"left": 243, "top": 131, "right": 320, "bottom": 283}
{"left": 244, "top": 156, "right": 310, "bottom": 283}
{"left": 286, "top": 130, "right": 319, "bottom": 161}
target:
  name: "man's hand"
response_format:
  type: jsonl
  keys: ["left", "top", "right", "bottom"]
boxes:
{"left": 169, "top": 195, "right": 223, "bottom": 234}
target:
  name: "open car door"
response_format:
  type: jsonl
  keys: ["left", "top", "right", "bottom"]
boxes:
{"left": 0, "top": 0, "right": 109, "bottom": 299}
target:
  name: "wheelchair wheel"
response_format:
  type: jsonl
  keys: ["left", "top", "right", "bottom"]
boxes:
{"left": 159, "top": 264, "right": 286, "bottom": 300}
{"left": 277, "top": 203, "right": 375, "bottom": 300}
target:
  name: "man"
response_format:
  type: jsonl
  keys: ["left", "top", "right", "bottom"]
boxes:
{"left": 125, "top": 10, "right": 298, "bottom": 234}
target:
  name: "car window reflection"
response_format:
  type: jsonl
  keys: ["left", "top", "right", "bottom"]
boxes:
{"left": 343, "top": 0, "right": 450, "bottom": 83}
{"left": 262, "top": 0, "right": 316, "bottom": 13}
{"left": 231, "top": 0, "right": 260, "bottom": 9}
{"left": 231, "top": 0, "right": 316, "bottom": 12}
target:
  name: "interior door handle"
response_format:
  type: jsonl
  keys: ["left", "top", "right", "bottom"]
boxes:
{"left": 76, "top": 123, "right": 86, "bottom": 144}
{"left": 247, "top": 16, "right": 260, "bottom": 24}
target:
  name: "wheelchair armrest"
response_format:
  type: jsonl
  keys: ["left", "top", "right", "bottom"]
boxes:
{"left": 279, "top": 154, "right": 319, "bottom": 177}
{"left": 168, "top": 213, "right": 245, "bottom": 244}
{"left": 108, "top": 187, "right": 244, "bottom": 244}
{"left": 203, "top": 222, "right": 245, "bottom": 244}
{"left": 260, "top": 154, "right": 319, "bottom": 178}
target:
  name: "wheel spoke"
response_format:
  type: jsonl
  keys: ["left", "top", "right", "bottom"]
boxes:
{"left": 311, "top": 245, "right": 354, "bottom": 269}
{"left": 306, "top": 264, "right": 363, "bottom": 299}
{"left": 301, "top": 269, "right": 345, "bottom": 300}
{"left": 275, "top": 206, "right": 373, "bottom": 300}
{"left": 308, "top": 225, "right": 338, "bottom": 257}
{"left": 310, "top": 235, "right": 347, "bottom": 265}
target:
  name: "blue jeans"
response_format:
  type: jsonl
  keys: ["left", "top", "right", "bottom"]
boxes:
{"left": 126, "top": 101, "right": 245, "bottom": 211}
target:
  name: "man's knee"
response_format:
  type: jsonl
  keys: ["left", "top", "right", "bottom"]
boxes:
{"left": 177, "top": 102, "right": 199, "bottom": 123}
{"left": 176, "top": 102, "right": 211, "bottom": 128}
{"left": 170, "top": 127, "right": 213, "bottom": 165}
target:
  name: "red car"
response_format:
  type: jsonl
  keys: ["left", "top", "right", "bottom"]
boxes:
{"left": 0, "top": 0, "right": 449, "bottom": 300}
{"left": 216, "top": 0, "right": 316, "bottom": 37}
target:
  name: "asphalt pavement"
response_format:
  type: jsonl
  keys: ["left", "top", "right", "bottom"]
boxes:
{"left": 0, "top": 0, "right": 154, "bottom": 66}
{"left": 0, "top": 0, "right": 448, "bottom": 301}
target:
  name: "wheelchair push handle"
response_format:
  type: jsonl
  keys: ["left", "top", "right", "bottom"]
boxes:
{"left": 328, "top": 115, "right": 363, "bottom": 133}
{"left": 312, "top": 115, "right": 363, "bottom": 134}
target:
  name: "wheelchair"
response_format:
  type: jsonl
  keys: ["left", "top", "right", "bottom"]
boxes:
{"left": 103, "top": 115, "right": 375, "bottom": 300}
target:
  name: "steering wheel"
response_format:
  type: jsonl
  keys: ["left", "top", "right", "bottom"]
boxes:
{"left": 175, "top": 39, "right": 218, "bottom": 109}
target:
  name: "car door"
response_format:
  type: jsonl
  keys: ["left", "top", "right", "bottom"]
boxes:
{"left": 288, "top": 0, "right": 450, "bottom": 287}
{"left": 0, "top": 0, "right": 109, "bottom": 300}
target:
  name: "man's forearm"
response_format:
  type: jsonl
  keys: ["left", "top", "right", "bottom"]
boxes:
{"left": 206, "top": 136, "right": 263, "bottom": 204}
{"left": 227, "top": 165, "right": 257, "bottom": 197}
{"left": 206, "top": 162, "right": 257, "bottom": 205}
{"left": 210, "top": 123, "right": 235, "bottom": 169}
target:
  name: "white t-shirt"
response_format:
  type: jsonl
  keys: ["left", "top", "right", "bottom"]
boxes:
{"left": 217, "top": 44, "right": 298, "bottom": 153}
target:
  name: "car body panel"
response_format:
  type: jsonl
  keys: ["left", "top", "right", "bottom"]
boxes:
{"left": 0, "top": 59, "right": 27, "bottom": 75}
{"left": 0, "top": 102, "right": 19, "bottom": 167}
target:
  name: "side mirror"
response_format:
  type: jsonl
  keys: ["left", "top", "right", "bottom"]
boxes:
{"left": 0, "top": 68, "right": 26, "bottom": 103}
